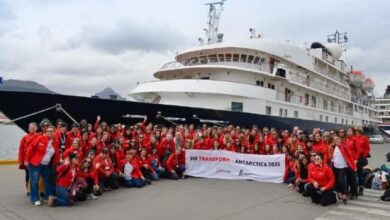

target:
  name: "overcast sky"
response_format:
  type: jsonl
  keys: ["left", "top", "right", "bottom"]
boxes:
{"left": 0, "top": 0, "right": 389, "bottom": 97}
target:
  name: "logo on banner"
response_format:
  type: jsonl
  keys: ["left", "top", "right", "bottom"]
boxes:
{"left": 238, "top": 169, "right": 254, "bottom": 176}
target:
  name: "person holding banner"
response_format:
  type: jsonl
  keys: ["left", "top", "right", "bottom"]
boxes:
{"left": 306, "top": 153, "right": 337, "bottom": 206}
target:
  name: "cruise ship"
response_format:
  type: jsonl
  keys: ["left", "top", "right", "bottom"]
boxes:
{"left": 374, "top": 85, "right": 390, "bottom": 136}
{"left": 130, "top": 1, "right": 380, "bottom": 129}
{"left": 0, "top": 1, "right": 381, "bottom": 132}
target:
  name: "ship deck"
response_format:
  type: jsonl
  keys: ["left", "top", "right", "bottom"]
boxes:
{"left": 0, "top": 144, "right": 389, "bottom": 220}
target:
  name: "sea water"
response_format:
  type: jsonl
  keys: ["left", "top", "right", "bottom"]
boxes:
{"left": 0, "top": 125, "right": 25, "bottom": 160}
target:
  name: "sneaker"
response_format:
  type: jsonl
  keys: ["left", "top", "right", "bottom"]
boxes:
{"left": 48, "top": 195, "right": 55, "bottom": 207}
{"left": 34, "top": 201, "right": 41, "bottom": 206}
{"left": 87, "top": 193, "right": 98, "bottom": 200}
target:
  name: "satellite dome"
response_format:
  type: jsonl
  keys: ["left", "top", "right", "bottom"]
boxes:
{"left": 325, "top": 43, "right": 342, "bottom": 60}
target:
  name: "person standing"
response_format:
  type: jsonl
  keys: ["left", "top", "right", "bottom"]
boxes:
{"left": 24, "top": 125, "right": 59, "bottom": 206}
{"left": 354, "top": 127, "right": 370, "bottom": 195}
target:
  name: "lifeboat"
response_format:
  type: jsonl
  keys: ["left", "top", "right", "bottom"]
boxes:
{"left": 363, "top": 77, "right": 375, "bottom": 92}
{"left": 348, "top": 70, "right": 365, "bottom": 87}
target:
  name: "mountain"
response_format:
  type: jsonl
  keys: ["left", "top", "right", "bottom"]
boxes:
{"left": 93, "top": 87, "right": 126, "bottom": 100}
{"left": 0, "top": 79, "right": 56, "bottom": 94}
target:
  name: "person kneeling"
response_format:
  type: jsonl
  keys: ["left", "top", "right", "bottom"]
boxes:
{"left": 118, "top": 150, "right": 146, "bottom": 188}
{"left": 165, "top": 150, "right": 185, "bottom": 180}
{"left": 49, "top": 153, "right": 80, "bottom": 207}
{"left": 306, "top": 152, "right": 337, "bottom": 206}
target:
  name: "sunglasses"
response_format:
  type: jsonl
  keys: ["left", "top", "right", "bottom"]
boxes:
{"left": 102, "top": 151, "right": 108, "bottom": 154}
{"left": 314, "top": 158, "right": 321, "bottom": 161}
{"left": 47, "top": 130, "right": 54, "bottom": 133}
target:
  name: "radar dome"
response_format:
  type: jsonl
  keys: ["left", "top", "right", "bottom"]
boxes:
{"left": 326, "top": 43, "right": 342, "bottom": 60}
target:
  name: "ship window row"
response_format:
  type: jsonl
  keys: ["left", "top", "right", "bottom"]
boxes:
{"left": 184, "top": 53, "right": 267, "bottom": 67}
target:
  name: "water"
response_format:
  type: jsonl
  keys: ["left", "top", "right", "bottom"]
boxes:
{"left": 0, "top": 125, "right": 25, "bottom": 160}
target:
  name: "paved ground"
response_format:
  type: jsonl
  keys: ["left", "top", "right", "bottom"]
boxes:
{"left": 0, "top": 144, "right": 389, "bottom": 220}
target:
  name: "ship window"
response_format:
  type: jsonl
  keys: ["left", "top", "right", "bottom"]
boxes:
{"left": 231, "top": 102, "right": 243, "bottom": 112}
{"left": 285, "top": 88, "right": 291, "bottom": 102}
{"left": 311, "top": 96, "right": 317, "bottom": 108}
{"left": 253, "top": 56, "right": 260, "bottom": 64}
{"left": 247, "top": 55, "right": 254, "bottom": 63}
{"left": 294, "top": 111, "right": 298, "bottom": 118}
{"left": 276, "top": 68, "right": 286, "bottom": 78}
{"left": 346, "top": 119, "right": 348, "bottom": 125}
{"left": 260, "top": 58, "right": 266, "bottom": 65}
{"left": 233, "top": 54, "right": 240, "bottom": 62}
{"left": 325, "top": 116, "right": 329, "bottom": 122}
{"left": 341, "top": 118, "right": 344, "bottom": 124}
{"left": 324, "top": 99, "right": 328, "bottom": 110}
{"left": 271, "top": 85, "right": 275, "bottom": 90}
{"left": 199, "top": 56, "right": 208, "bottom": 64}
{"left": 331, "top": 101, "right": 335, "bottom": 112}
{"left": 225, "top": 54, "right": 232, "bottom": 62}
{"left": 320, "top": 115, "right": 323, "bottom": 121}
{"left": 240, "top": 54, "right": 247, "bottom": 62}
{"left": 256, "top": 80, "right": 264, "bottom": 87}
{"left": 266, "top": 106, "right": 272, "bottom": 115}
{"left": 354, "top": 105, "right": 358, "bottom": 112}
{"left": 189, "top": 57, "right": 198, "bottom": 65}
{"left": 279, "top": 108, "right": 283, "bottom": 116}
{"left": 218, "top": 54, "right": 225, "bottom": 62}
{"left": 200, "top": 76, "right": 210, "bottom": 80}
{"left": 284, "top": 109, "right": 288, "bottom": 117}
{"left": 304, "top": 93, "right": 309, "bottom": 106}
{"left": 268, "top": 83, "right": 272, "bottom": 88}
{"left": 335, "top": 117, "right": 337, "bottom": 123}
{"left": 208, "top": 54, "right": 218, "bottom": 63}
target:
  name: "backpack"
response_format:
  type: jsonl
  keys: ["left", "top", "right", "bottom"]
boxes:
{"left": 380, "top": 188, "right": 390, "bottom": 201}
{"left": 371, "top": 172, "right": 383, "bottom": 190}
{"left": 386, "top": 152, "right": 390, "bottom": 162}
{"left": 364, "top": 172, "right": 375, "bottom": 188}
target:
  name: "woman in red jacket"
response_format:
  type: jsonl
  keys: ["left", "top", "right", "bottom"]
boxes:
{"left": 354, "top": 126, "right": 370, "bottom": 195}
{"left": 312, "top": 132, "right": 329, "bottom": 164}
{"left": 332, "top": 135, "right": 356, "bottom": 204}
{"left": 306, "top": 152, "right": 337, "bottom": 206}
{"left": 118, "top": 151, "right": 146, "bottom": 188}
{"left": 165, "top": 150, "right": 185, "bottom": 180}
{"left": 78, "top": 157, "right": 100, "bottom": 199}
{"left": 341, "top": 128, "right": 358, "bottom": 199}
{"left": 48, "top": 153, "right": 79, "bottom": 206}
{"left": 18, "top": 122, "right": 39, "bottom": 195}
{"left": 24, "top": 125, "right": 59, "bottom": 206}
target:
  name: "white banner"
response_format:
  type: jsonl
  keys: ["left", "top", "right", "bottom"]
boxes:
{"left": 185, "top": 150, "right": 285, "bottom": 183}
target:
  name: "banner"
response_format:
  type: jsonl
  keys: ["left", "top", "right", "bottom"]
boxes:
{"left": 185, "top": 150, "right": 285, "bottom": 183}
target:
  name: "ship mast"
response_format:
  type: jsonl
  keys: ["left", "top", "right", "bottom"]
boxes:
{"left": 199, "top": 0, "right": 226, "bottom": 45}
{"left": 327, "top": 30, "right": 348, "bottom": 51}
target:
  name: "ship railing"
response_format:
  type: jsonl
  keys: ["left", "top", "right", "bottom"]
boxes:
{"left": 164, "top": 58, "right": 274, "bottom": 74}
{"left": 313, "top": 66, "right": 348, "bottom": 87}
{"left": 288, "top": 73, "right": 350, "bottom": 100}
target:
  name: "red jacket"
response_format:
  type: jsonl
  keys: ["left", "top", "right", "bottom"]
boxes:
{"left": 66, "top": 131, "right": 81, "bottom": 149}
{"left": 118, "top": 158, "right": 143, "bottom": 179}
{"left": 165, "top": 154, "right": 179, "bottom": 172}
{"left": 56, "top": 164, "right": 76, "bottom": 188}
{"left": 355, "top": 134, "right": 370, "bottom": 157}
{"left": 333, "top": 144, "right": 357, "bottom": 171}
{"left": 158, "top": 138, "right": 175, "bottom": 157}
{"left": 307, "top": 164, "right": 335, "bottom": 190}
{"left": 312, "top": 141, "right": 329, "bottom": 164}
{"left": 18, "top": 132, "right": 39, "bottom": 164}
{"left": 77, "top": 168, "right": 99, "bottom": 185}
{"left": 344, "top": 136, "right": 359, "bottom": 160}
{"left": 63, "top": 147, "right": 84, "bottom": 161}
{"left": 93, "top": 155, "right": 114, "bottom": 177}
{"left": 138, "top": 156, "right": 155, "bottom": 173}
{"left": 25, "top": 135, "right": 59, "bottom": 166}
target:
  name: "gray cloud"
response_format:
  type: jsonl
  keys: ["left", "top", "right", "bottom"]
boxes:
{"left": 64, "top": 20, "right": 189, "bottom": 54}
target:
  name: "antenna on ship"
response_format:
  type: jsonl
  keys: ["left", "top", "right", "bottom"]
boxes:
{"left": 327, "top": 30, "right": 348, "bottom": 51}
{"left": 198, "top": 0, "right": 226, "bottom": 45}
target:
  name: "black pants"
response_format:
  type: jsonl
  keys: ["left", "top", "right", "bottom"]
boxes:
{"left": 306, "top": 184, "right": 337, "bottom": 206}
{"left": 167, "top": 166, "right": 185, "bottom": 180}
{"left": 347, "top": 168, "right": 358, "bottom": 196}
{"left": 333, "top": 167, "right": 348, "bottom": 194}
{"left": 100, "top": 172, "right": 119, "bottom": 189}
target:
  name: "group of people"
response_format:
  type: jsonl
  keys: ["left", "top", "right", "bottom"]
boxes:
{"left": 18, "top": 115, "right": 371, "bottom": 207}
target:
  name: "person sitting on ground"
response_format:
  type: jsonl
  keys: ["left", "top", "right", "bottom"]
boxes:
{"left": 93, "top": 148, "right": 119, "bottom": 191}
{"left": 165, "top": 149, "right": 185, "bottom": 180}
{"left": 118, "top": 150, "right": 146, "bottom": 188}
{"left": 306, "top": 152, "right": 337, "bottom": 206}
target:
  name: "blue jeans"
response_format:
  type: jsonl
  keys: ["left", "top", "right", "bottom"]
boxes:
{"left": 152, "top": 165, "right": 166, "bottom": 177}
{"left": 28, "top": 164, "right": 54, "bottom": 203}
{"left": 122, "top": 179, "right": 146, "bottom": 188}
{"left": 55, "top": 186, "right": 72, "bottom": 206}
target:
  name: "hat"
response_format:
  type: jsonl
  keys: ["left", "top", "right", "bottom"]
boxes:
{"left": 68, "top": 152, "right": 77, "bottom": 160}
{"left": 39, "top": 118, "right": 52, "bottom": 127}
